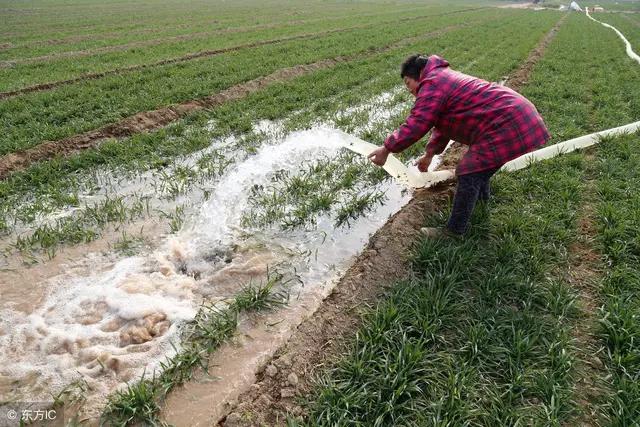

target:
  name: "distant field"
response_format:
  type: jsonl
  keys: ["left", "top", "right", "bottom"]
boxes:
{"left": 543, "top": 0, "right": 640, "bottom": 11}
{"left": 1, "top": 1, "right": 639, "bottom": 425}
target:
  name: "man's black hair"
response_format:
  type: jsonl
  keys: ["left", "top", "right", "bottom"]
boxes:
{"left": 400, "top": 54, "right": 429, "bottom": 80}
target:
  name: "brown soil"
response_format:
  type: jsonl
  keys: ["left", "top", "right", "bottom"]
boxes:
{"left": 563, "top": 153, "right": 606, "bottom": 426}
{"left": 439, "top": 142, "right": 468, "bottom": 169}
{"left": 505, "top": 13, "right": 567, "bottom": 91}
{"left": 216, "top": 185, "right": 454, "bottom": 427}
{"left": 0, "top": 23, "right": 471, "bottom": 180}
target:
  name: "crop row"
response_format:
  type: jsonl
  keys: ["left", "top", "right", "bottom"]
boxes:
{"left": 304, "top": 151, "right": 587, "bottom": 425}
{"left": 1, "top": 0, "right": 428, "bottom": 42}
{"left": 0, "top": 6, "right": 486, "bottom": 88}
{"left": 0, "top": 4, "right": 462, "bottom": 60}
{"left": 591, "top": 132, "right": 640, "bottom": 425}
{"left": 0, "top": 9, "right": 520, "bottom": 156}
{"left": 0, "top": 10, "right": 561, "bottom": 256}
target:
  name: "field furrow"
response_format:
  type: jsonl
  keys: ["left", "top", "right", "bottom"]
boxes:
{"left": 0, "top": 11, "right": 519, "bottom": 157}
{"left": 2, "top": 3, "right": 639, "bottom": 425}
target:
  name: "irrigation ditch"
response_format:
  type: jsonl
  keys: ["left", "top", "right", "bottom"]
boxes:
{"left": 3, "top": 7, "right": 640, "bottom": 426}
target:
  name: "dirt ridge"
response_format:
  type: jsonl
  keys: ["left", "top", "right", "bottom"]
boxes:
{"left": 0, "top": 7, "right": 487, "bottom": 99}
{"left": 0, "top": 24, "right": 469, "bottom": 180}
{"left": 565, "top": 154, "right": 607, "bottom": 426}
{"left": 505, "top": 13, "right": 567, "bottom": 91}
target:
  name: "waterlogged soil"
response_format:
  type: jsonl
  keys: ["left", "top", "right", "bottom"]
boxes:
{"left": 0, "top": 217, "right": 169, "bottom": 313}
{"left": 214, "top": 185, "right": 454, "bottom": 427}
{"left": 0, "top": 126, "right": 413, "bottom": 422}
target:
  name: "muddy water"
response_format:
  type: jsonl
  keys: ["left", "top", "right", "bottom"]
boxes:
{"left": 0, "top": 126, "right": 411, "bottom": 419}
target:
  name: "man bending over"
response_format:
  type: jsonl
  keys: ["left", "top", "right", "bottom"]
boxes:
{"left": 369, "top": 54, "right": 550, "bottom": 238}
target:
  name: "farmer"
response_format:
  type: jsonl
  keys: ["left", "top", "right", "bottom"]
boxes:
{"left": 368, "top": 54, "right": 550, "bottom": 238}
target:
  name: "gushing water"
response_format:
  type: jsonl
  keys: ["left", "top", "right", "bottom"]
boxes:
{"left": 0, "top": 126, "right": 410, "bottom": 417}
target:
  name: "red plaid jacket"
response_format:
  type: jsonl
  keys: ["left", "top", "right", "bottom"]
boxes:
{"left": 384, "top": 56, "right": 550, "bottom": 175}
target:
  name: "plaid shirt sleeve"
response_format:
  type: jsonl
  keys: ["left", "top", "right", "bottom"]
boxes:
{"left": 383, "top": 84, "right": 446, "bottom": 153}
{"left": 425, "top": 128, "right": 449, "bottom": 157}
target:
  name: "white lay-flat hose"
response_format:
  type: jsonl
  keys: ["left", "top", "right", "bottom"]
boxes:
{"left": 335, "top": 129, "right": 455, "bottom": 188}
{"left": 502, "top": 120, "right": 640, "bottom": 172}
{"left": 340, "top": 120, "right": 640, "bottom": 189}
{"left": 586, "top": 10, "right": 640, "bottom": 65}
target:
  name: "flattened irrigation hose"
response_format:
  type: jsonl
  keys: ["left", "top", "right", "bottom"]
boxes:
{"left": 343, "top": 120, "right": 640, "bottom": 189}
{"left": 586, "top": 10, "right": 640, "bottom": 65}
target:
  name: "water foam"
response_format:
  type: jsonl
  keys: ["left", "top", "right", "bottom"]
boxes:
{"left": 0, "top": 126, "right": 409, "bottom": 417}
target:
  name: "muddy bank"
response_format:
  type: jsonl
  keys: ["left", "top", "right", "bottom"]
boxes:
{"left": 162, "top": 183, "right": 454, "bottom": 426}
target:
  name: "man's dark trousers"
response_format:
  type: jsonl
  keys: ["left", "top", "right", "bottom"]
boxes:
{"left": 447, "top": 167, "right": 500, "bottom": 235}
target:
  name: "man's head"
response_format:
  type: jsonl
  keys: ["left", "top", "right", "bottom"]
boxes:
{"left": 400, "top": 54, "right": 428, "bottom": 97}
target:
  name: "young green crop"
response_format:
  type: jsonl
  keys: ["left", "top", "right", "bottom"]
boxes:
{"left": 0, "top": 10, "right": 561, "bottom": 256}
{"left": 303, "top": 152, "right": 586, "bottom": 425}
{"left": 297, "top": 11, "right": 640, "bottom": 425}
{"left": 0, "top": 8, "right": 516, "bottom": 156}
{"left": 591, "top": 132, "right": 640, "bottom": 425}
{"left": 1, "top": 0, "right": 468, "bottom": 45}
{"left": 0, "top": 7, "right": 482, "bottom": 83}
{"left": 0, "top": 4, "right": 457, "bottom": 61}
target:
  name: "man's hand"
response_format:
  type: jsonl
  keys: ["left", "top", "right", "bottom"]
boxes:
{"left": 368, "top": 146, "right": 390, "bottom": 167}
{"left": 415, "top": 154, "right": 433, "bottom": 172}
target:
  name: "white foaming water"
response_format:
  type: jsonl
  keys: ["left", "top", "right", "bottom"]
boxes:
{"left": 184, "top": 126, "right": 346, "bottom": 247}
{"left": 0, "top": 126, "right": 410, "bottom": 418}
